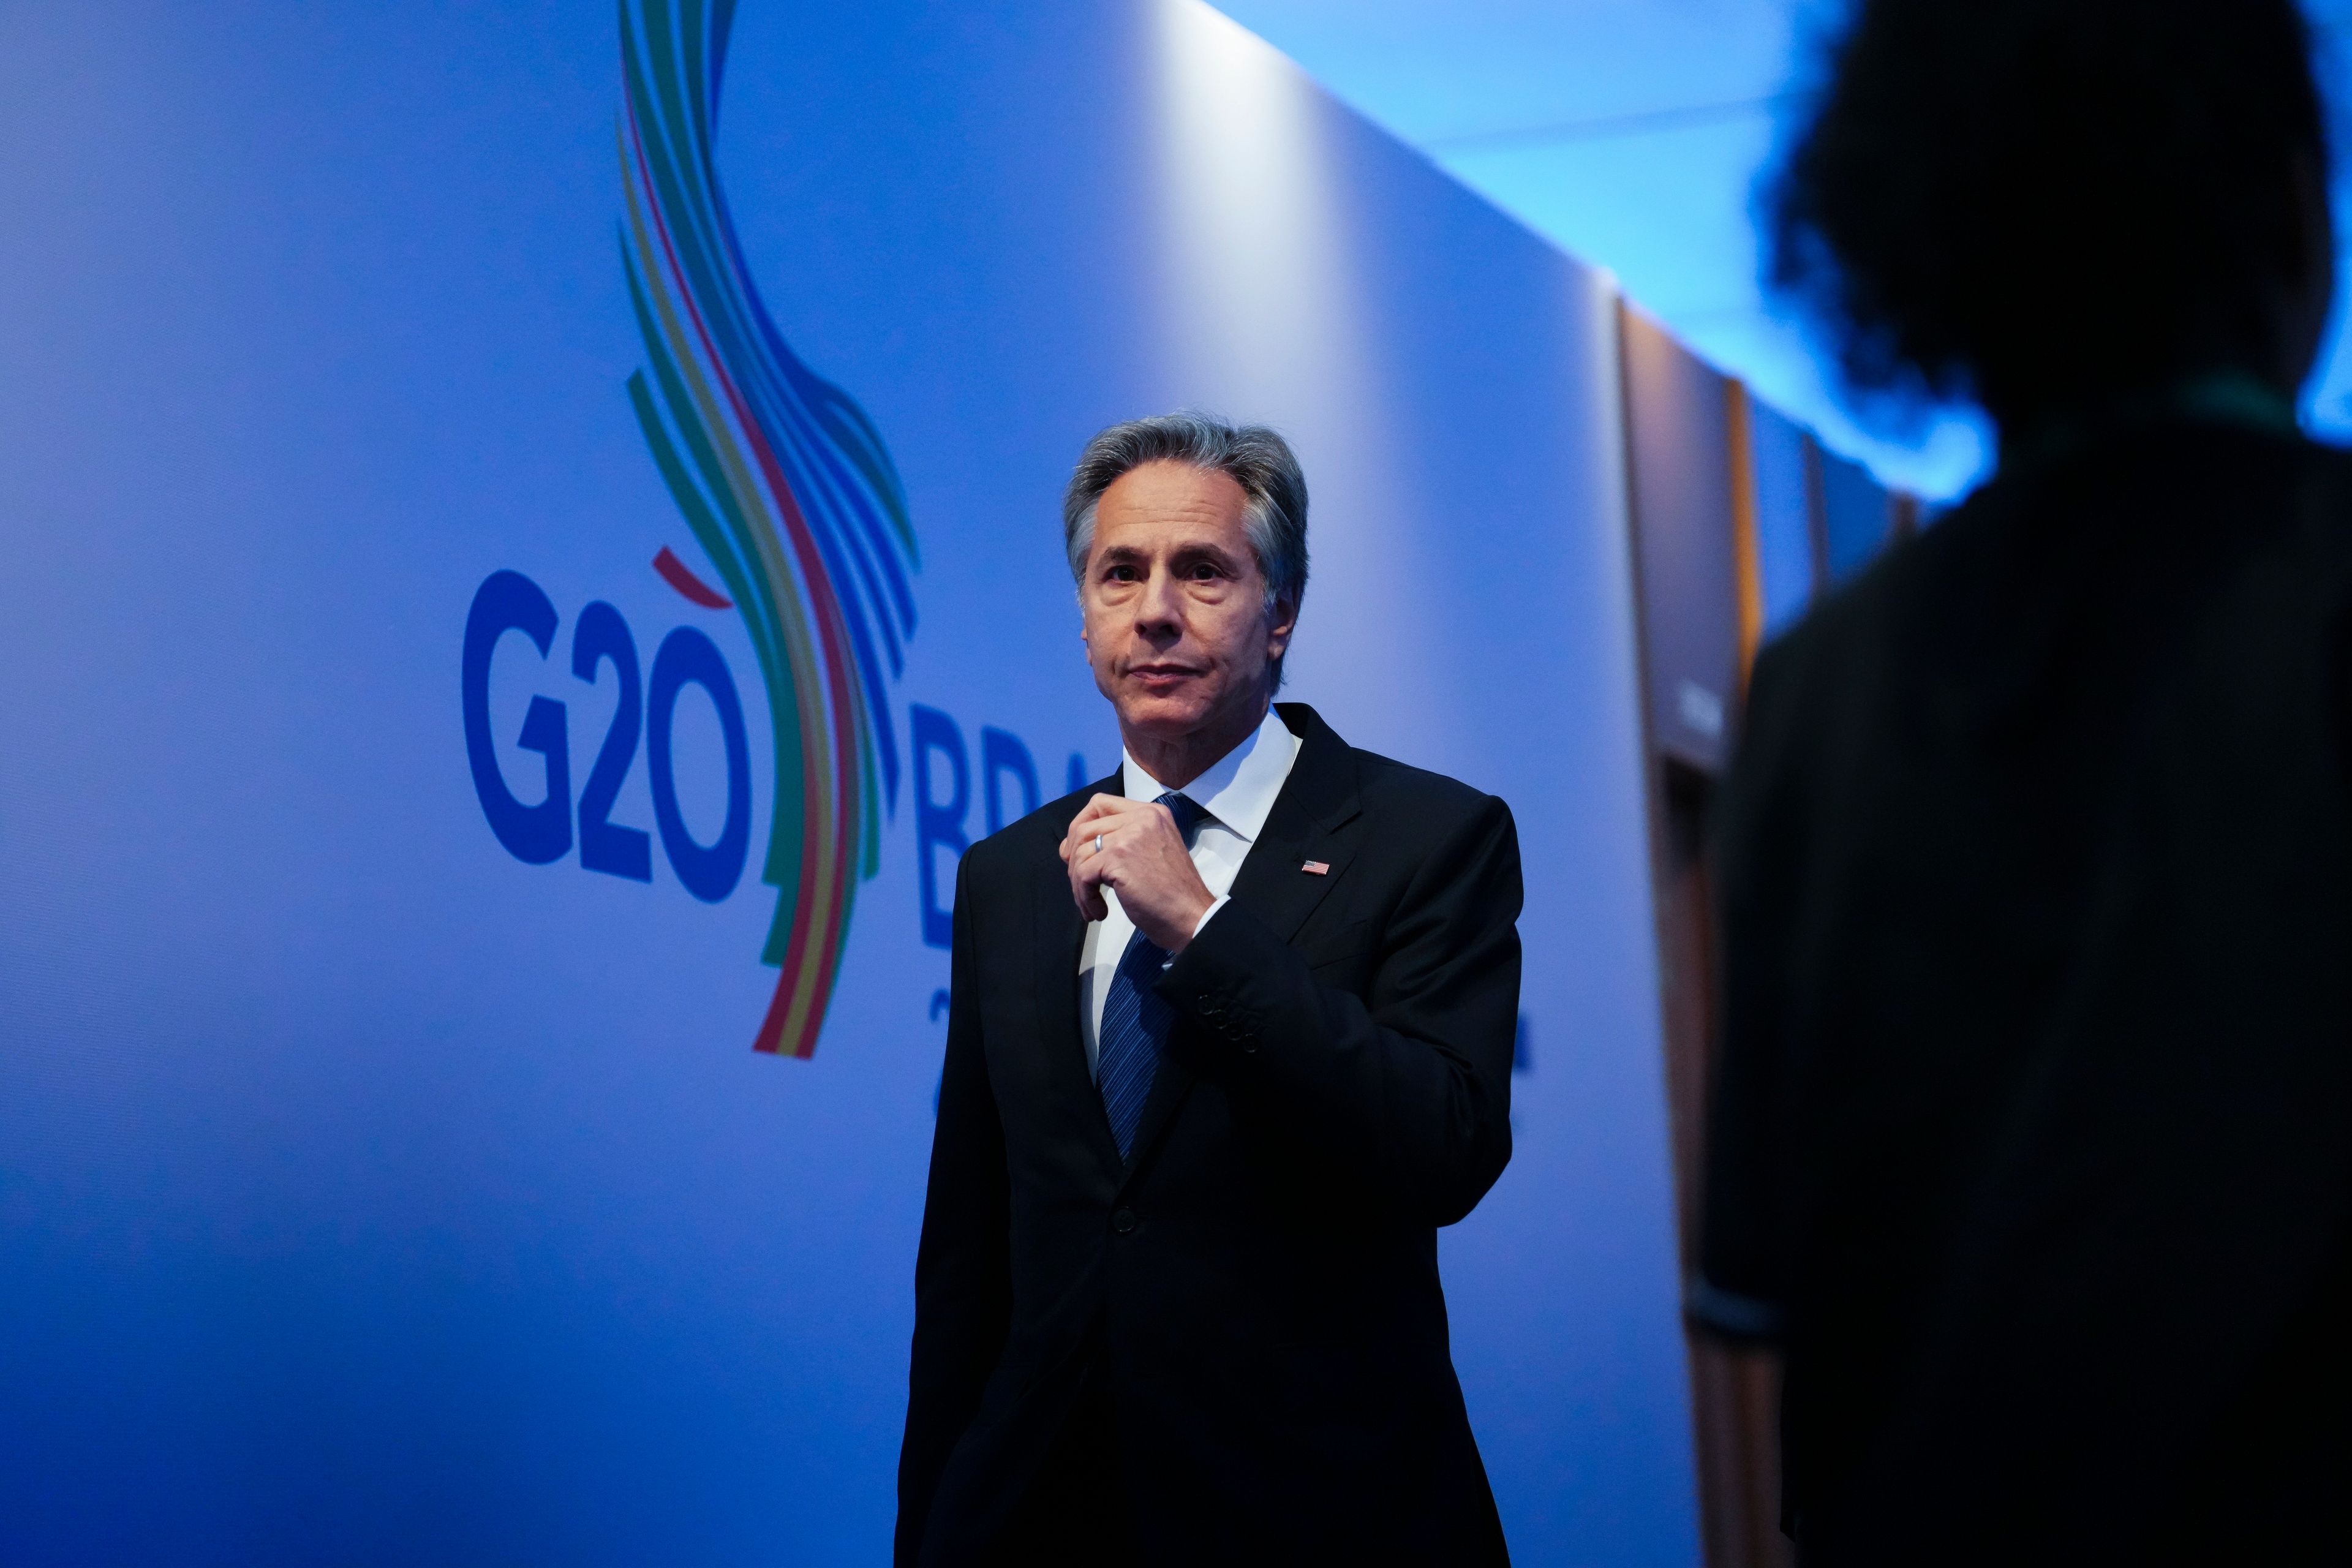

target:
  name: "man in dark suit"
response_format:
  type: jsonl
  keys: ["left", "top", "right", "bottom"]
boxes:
{"left": 896, "top": 413, "right": 1521, "bottom": 1566}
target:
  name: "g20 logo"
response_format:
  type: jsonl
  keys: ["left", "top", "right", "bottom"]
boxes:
{"left": 580, "top": 0, "right": 921, "bottom": 1059}
{"left": 462, "top": 568, "right": 752, "bottom": 903}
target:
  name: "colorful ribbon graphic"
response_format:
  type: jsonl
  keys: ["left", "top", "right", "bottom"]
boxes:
{"left": 619, "top": 0, "right": 919, "bottom": 1058}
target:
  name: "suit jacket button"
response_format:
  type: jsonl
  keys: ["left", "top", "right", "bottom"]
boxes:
{"left": 1112, "top": 1208, "right": 1136, "bottom": 1235}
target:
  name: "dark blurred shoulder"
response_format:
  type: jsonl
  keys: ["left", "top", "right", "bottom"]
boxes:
{"left": 1725, "top": 423, "right": 2352, "bottom": 866}
{"left": 1748, "top": 423, "right": 2352, "bottom": 718}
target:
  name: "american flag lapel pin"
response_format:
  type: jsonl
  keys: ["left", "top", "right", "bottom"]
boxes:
{"left": 1302, "top": 859, "right": 1330, "bottom": 876}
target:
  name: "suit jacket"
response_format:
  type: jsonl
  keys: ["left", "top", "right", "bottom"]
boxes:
{"left": 1698, "top": 422, "right": 2352, "bottom": 1563}
{"left": 897, "top": 702, "right": 1521, "bottom": 1566}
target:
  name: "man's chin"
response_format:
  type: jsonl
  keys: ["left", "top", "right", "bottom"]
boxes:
{"left": 1114, "top": 693, "right": 1215, "bottom": 740}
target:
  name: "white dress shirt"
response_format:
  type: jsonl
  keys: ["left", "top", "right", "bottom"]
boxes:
{"left": 1078, "top": 705, "right": 1303, "bottom": 1074}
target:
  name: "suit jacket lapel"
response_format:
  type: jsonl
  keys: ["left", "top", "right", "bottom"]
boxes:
{"left": 1222, "top": 751, "right": 1363, "bottom": 943}
{"left": 1038, "top": 775, "right": 1125, "bottom": 1180}
{"left": 1119, "top": 704, "right": 1364, "bottom": 1184}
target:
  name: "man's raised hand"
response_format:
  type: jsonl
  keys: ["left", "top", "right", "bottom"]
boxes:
{"left": 1058, "top": 794, "right": 1216, "bottom": 951}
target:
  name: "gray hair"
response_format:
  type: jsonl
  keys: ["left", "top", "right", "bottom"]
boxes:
{"left": 1061, "top": 412, "right": 1311, "bottom": 622}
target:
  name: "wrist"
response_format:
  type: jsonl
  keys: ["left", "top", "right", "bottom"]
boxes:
{"left": 1167, "top": 892, "right": 1226, "bottom": 952}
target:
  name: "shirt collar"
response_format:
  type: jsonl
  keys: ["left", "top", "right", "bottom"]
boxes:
{"left": 1120, "top": 706, "right": 1300, "bottom": 845}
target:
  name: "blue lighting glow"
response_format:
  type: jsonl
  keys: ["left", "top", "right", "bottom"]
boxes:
{"left": 1214, "top": 0, "right": 2352, "bottom": 500}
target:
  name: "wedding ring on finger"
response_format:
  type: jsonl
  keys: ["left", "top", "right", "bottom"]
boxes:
{"left": 1092, "top": 834, "right": 1104, "bottom": 854}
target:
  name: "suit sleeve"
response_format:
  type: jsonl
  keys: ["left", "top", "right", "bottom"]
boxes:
{"left": 1161, "top": 792, "right": 1522, "bottom": 1226}
{"left": 895, "top": 858, "right": 1009, "bottom": 1566}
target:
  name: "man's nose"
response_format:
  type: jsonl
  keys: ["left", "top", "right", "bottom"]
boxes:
{"left": 1134, "top": 566, "right": 1184, "bottom": 635}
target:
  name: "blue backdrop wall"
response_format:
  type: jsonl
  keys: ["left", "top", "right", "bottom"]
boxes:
{"left": 0, "top": 1, "right": 1696, "bottom": 1560}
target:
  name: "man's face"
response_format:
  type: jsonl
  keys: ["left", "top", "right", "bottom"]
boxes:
{"left": 1079, "top": 460, "right": 1295, "bottom": 749}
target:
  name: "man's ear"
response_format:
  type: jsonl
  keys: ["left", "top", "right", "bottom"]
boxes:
{"left": 1264, "top": 590, "right": 1299, "bottom": 663}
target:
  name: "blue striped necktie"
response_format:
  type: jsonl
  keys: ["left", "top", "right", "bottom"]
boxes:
{"left": 1096, "top": 791, "right": 1209, "bottom": 1161}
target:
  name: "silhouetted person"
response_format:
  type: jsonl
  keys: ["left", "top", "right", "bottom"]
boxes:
{"left": 1693, "top": 1, "right": 2352, "bottom": 1561}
